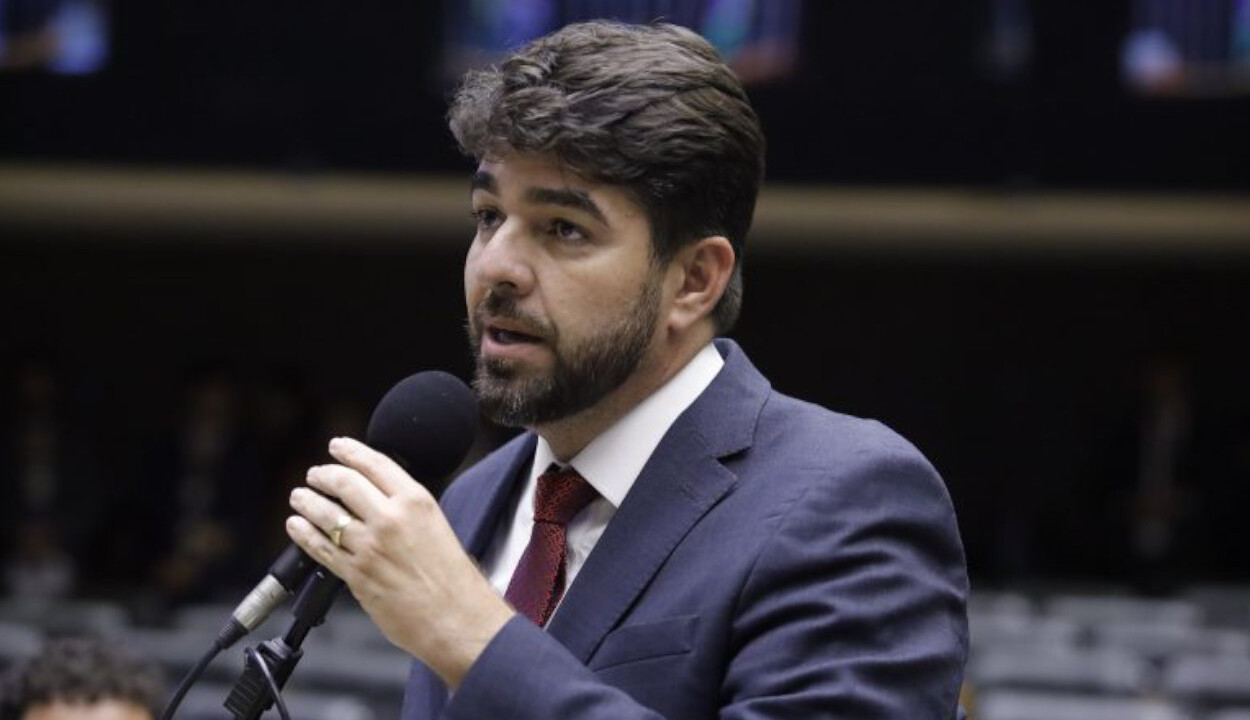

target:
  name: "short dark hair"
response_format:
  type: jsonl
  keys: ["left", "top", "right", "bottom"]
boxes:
{"left": 1, "top": 638, "right": 164, "bottom": 720}
{"left": 449, "top": 21, "right": 766, "bottom": 332}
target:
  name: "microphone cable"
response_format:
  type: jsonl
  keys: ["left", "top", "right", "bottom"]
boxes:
{"left": 159, "top": 618, "right": 248, "bottom": 720}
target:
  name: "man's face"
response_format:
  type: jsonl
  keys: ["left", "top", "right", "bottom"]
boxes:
{"left": 464, "top": 152, "right": 664, "bottom": 427}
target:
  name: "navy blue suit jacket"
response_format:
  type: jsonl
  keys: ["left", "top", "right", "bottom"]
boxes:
{"left": 401, "top": 340, "right": 968, "bottom": 719}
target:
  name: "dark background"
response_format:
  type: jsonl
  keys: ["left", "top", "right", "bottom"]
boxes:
{"left": 2, "top": 1, "right": 1248, "bottom": 188}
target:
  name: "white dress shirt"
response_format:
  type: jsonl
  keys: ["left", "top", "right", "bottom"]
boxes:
{"left": 483, "top": 343, "right": 725, "bottom": 614}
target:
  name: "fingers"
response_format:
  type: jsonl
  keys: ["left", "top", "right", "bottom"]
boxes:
{"left": 289, "top": 487, "right": 357, "bottom": 551}
{"left": 289, "top": 436, "right": 428, "bottom": 567}
{"left": 328, "top": 436, "right": 430, "bottom": 499}
{"left": 305, "top": 462, "right": 389, "bottom": 521}
{"left": 286, "top": 514, "right": 347, "bottom": 574}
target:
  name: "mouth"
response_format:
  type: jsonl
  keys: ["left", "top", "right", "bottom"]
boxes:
{"left": 487, "top": 325, "right": 544, "bottom": 346}
{"left": 476, "top": 316, "right": 552, "bottom": 364}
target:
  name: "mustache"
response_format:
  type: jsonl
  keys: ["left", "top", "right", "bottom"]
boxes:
{"left": 468, "top": 292, "right": 555, "bottom": 341}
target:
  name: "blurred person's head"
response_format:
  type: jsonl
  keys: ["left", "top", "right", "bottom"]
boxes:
{"left": 0, "top": 638, "right": 164, "bottom": 720}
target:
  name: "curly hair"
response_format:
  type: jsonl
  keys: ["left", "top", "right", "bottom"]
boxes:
{"left": 1, "top": 638, "right": 164, "bottom": 720}
{"left": 449, "top": 21, "right": 766, "bottom": 333}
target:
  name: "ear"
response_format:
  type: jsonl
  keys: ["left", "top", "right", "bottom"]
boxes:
{"left": 665, "top": 236, "right": 735, "bottom": 334}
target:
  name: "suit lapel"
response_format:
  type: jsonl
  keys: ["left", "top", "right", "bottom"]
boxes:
{"left": 452, "top": 433, "right": 538, "bottom": 560}
{"left": 544, "top": 339, "right": 770, "bottom": 663}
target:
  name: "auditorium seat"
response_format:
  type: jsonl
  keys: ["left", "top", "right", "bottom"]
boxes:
{"left": 1206, "top": 709, "right": 1250, "bottom": 720}
{"left": 124, "top": 626, "right": 247, "bottom": 682}
{"left": 318, "top": 606, "right": 395, "bottom": 651}
{"left": 976, "top": 689, "right": 1186, "bottom": 720}
{"left": 967, "top": 646, "right": 1152, "bottom": 694}
{"left": 1046, "top": 596, "right": 1201, "bottom": 630}
{"left": 1161, "top": 654, "right": 1250, "bottom": 707}
{"left": 1092, "top": 622, "right": 1250, "bottom": 660}
{"left": 970, "top": 612, "right": 1082, "bottom": 653}
{"left": 291, "top": 635, "right": 411, "bottom": 697}
{"left": 968, "top": 590, "right": 1034, "bottom": 620}
{"left": 1186, "top": 586, "right": 1250, "bottom": 630}
{"left": 0, "top": 598, "right": 130, "bottom": 637}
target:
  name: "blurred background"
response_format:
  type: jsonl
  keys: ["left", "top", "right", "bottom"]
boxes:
{"left": 1, "top": 1, "right": 1249, "bottom": 719}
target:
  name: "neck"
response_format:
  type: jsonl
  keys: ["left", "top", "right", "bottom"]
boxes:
{"left": 535, "top": 329, "right": 713, "bottom": 461}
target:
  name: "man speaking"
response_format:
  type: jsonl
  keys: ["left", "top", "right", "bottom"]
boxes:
{"left": 285, "top": 20, "right": 968, "bottom": 719}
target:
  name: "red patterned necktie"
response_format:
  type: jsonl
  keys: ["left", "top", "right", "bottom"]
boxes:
{"left": 505, "top": 465, "right": 599, "bottom": 627}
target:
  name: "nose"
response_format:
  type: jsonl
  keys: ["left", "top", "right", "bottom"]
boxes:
{"left": 467, "top": 220, "right": 536, "bottom": 300}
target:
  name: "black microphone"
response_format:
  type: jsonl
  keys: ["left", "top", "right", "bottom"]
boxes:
{"left": 365, "top": 369, "right": 480, "bottom": 479}
{"left": 219, "top": 371, "right": 478, "bottom": 647}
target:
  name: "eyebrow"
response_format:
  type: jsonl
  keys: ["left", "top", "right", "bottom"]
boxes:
{"left": 525, "top": 187, "right": 608, "bottom": 225}
{"left": 470, "top": 170, "right": 609, "bottom": 226}
{"left": 470, "top": 171, "right": 497, "bottom": 193}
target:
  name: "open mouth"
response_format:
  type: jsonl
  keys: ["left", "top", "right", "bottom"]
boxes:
{"left": 488, "top": 326, "right": 543, "bottom": 345}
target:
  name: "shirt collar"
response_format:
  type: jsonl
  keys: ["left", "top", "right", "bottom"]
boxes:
{"left": 530, "top": 342, "right": 724, "bottom": 508}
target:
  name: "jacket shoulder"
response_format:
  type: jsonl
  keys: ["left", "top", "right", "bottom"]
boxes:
{"left": 755, "top": 389, "right": 938, "bottom": 475}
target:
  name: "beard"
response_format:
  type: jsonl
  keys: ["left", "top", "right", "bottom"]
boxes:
{"left": 466, "top": 274, "right": 661, "bottom": 428}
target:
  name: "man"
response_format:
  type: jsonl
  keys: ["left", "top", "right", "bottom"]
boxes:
{"left": 0, "top": 638, "right": 163, "bottom": 720}
{"left": 286, "top": 20, "right": 968, "bottom": 719}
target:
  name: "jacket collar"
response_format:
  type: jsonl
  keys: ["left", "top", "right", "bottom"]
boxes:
{"left": 546, "top": 339, "right": 769, "bottom": 661}
{"left": 458, "top": 432, "right": 537, "bottom": 560}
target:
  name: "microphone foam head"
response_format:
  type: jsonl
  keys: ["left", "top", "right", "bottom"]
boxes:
{"left": 366, "top": 371, "right": 478, "bottom": 480}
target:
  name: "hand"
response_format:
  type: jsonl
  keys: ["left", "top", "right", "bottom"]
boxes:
{"left": 286, "top": 436, "right": 515, "bottom": 688}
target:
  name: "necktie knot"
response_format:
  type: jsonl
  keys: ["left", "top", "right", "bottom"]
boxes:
{"left": 534, "top": 465, "right": 598, "bottom": 525}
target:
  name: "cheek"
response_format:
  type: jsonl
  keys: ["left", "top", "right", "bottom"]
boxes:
{"left": 463, "top": 248, "right": 483, "bottom": 308}
{"left": 549, "top": 273, "right": 643, "bottom": 332}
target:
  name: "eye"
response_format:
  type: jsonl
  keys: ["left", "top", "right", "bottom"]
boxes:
{"left": 470, "top": 207, "right": 503, "bottom": 231}
{"left": 550, "top": 218, "right": 589, "bottom": 244}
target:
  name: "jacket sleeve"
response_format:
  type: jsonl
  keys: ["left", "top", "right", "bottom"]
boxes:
{"left": 719, "top": 434, "right": 969, "bottom": 718}
{"left": 442, "top": 436, "right": 968, "bottom": 720}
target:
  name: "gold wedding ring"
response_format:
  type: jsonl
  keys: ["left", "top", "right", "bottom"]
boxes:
{"left": 329, "top": 513, "right": 353, "bottom": 548}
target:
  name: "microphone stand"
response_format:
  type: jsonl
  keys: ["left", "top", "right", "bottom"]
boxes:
{"left": 224, "top": 567, "right": 343, "bottom": 720}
